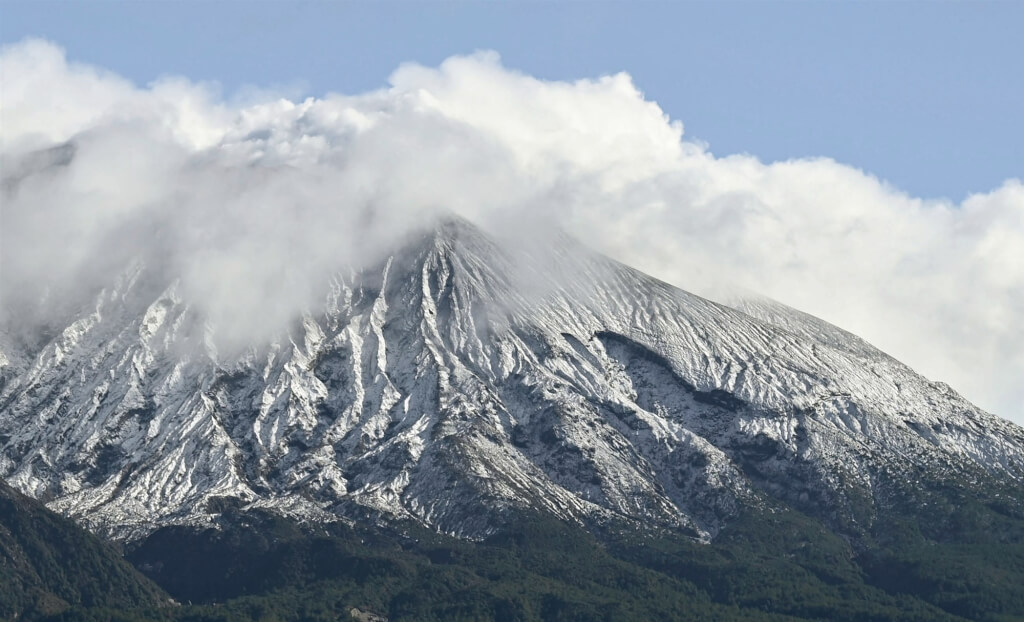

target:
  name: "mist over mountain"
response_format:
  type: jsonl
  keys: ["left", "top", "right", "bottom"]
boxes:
{"left": 1, "top": 39, "right": 1022, "bottom": 422}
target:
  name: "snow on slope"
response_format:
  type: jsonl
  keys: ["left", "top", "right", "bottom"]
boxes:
{"left": 0, "top": 217, "right": 1022, "bottom": 540}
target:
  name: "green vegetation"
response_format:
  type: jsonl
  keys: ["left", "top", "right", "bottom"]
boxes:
{"left": 4, "top": 473, "right": 1024, "bottom": 621}
{"left": 0, "top": 480, "right": 167, "bottom": 619}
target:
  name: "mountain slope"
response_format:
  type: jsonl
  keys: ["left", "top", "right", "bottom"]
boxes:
{"left": 0, "top": 478, "right": 168, "bottom": 619}
{"left": 0, "top": 217, "right": 1022, "bottom": 542}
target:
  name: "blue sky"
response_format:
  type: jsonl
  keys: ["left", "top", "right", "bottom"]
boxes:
{"left": 2, "top": 1, "right": 1020, "bottom": 201}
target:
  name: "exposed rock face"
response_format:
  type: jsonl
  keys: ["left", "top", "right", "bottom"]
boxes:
{"left": 1, "top": 218, "right": 1022, "bottom": 540}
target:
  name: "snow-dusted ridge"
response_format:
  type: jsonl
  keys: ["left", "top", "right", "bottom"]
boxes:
{"left": 1, "top": 217, "right": 1022, "bottom": 541}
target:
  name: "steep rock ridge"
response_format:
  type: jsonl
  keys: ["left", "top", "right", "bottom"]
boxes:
{"left": 0, "top": 217, "right": 1022, "bottom": 541}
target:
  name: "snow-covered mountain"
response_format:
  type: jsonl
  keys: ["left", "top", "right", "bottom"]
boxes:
{"left": 1, "top": 217, "right": 1022, "bottom": 541}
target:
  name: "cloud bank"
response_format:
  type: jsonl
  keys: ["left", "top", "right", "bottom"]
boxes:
{"left": 1, "top": 39, "right": 1021, "bottom": 423}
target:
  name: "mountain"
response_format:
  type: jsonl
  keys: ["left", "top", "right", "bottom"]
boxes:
{"left": 0, "top": 478, "right": 168, "bottom": 619}
{"left": 1, "top": 216, "right": 1022, "bottom": 546}
{"left": 4, "top": 216, "right": 1024, "bottom": 620}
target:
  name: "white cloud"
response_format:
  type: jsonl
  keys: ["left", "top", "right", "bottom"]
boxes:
{"left": 1, "top": 39, "right": 1021, "bottom": 423}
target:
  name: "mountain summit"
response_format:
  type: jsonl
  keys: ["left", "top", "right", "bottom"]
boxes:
{"left": 1, "top": 217, "right": 1022, "bottom": 542}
